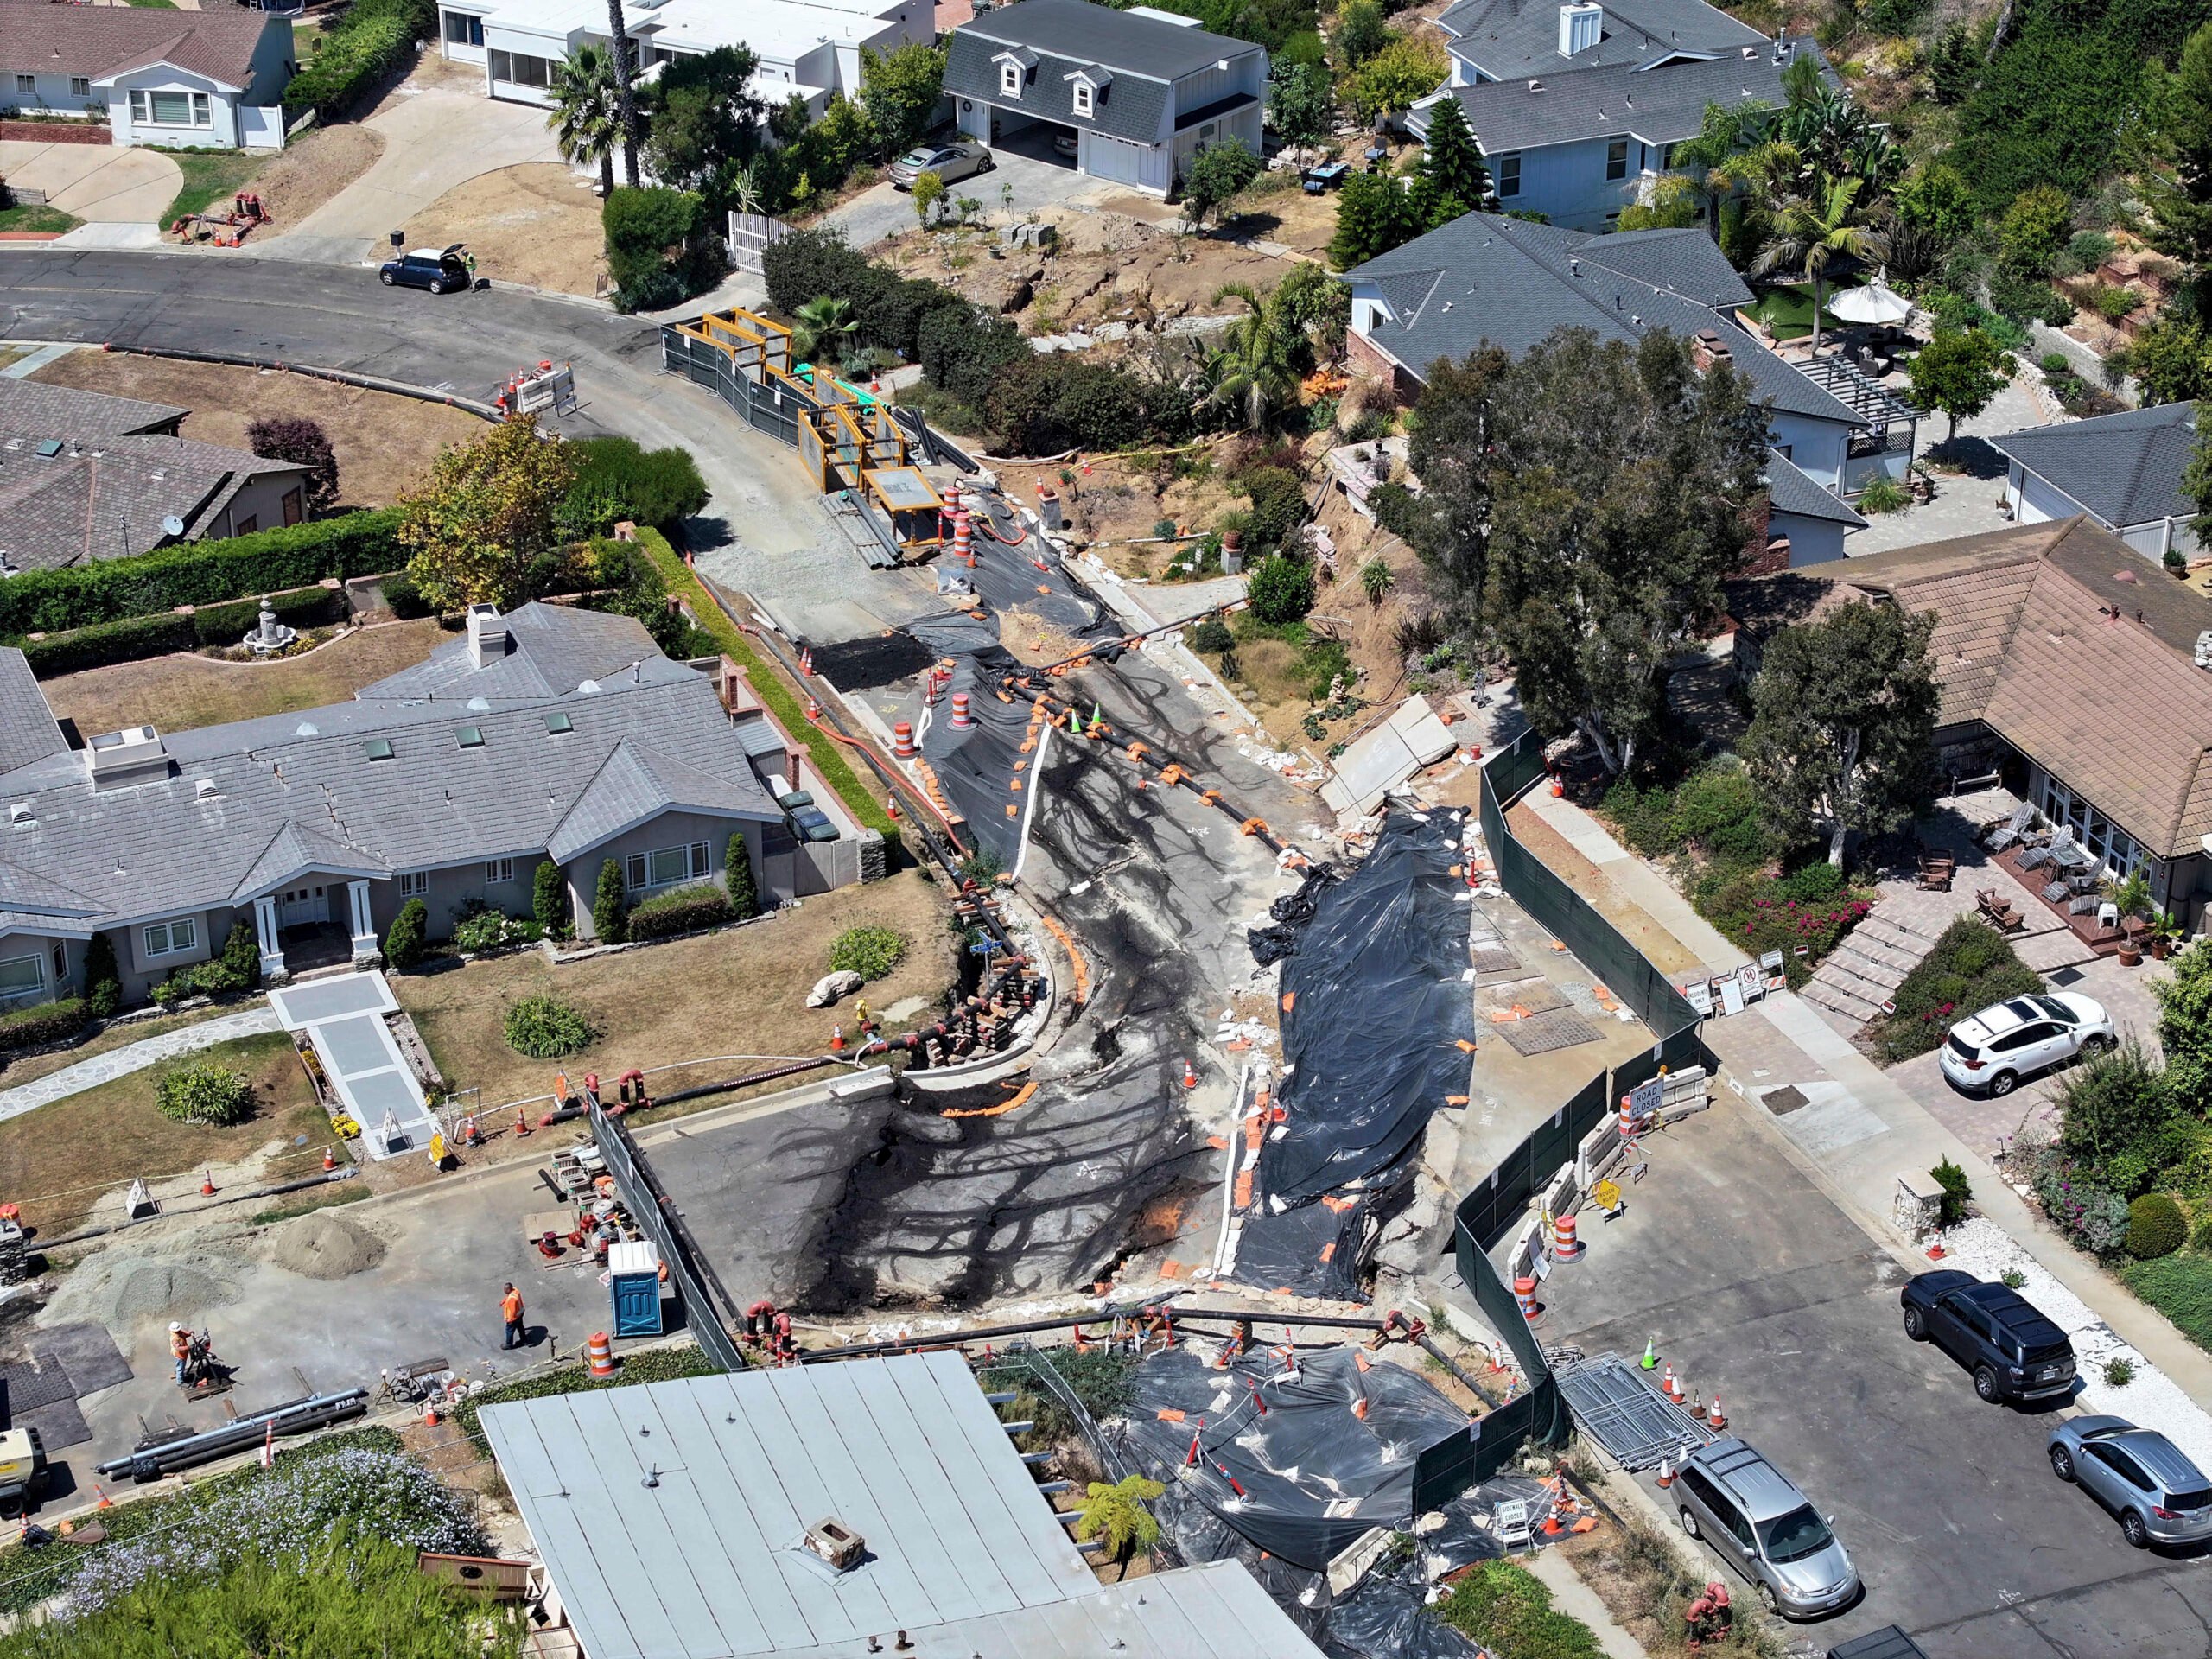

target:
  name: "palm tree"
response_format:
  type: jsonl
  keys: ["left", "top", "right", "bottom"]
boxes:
{"left": 1751, "top": 175, "right": 1890, "bottom": 354}
{"left": 791, "top": 296, "right": 857, "bottom": 368}
{"left": 1670, "top": 99, "right": 1768, "bottom": 241}
{"left": 549, "top": 42, "right": 621, "bottom": 198}
{"left": 1199, "top": 283, "right": 1300, "bottom": 433}
{"left": 1075, "top": 1476, "right": 1164, "bottom": 1581}
{"left": 604, "top": 0, "right": 640, "bottom": 187}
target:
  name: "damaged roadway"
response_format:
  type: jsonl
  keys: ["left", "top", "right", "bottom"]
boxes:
{"left": 659, "top": 639, "right": 1314, "bottom": 1313}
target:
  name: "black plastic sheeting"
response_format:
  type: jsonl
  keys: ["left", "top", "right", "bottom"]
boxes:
{"left": 1233, "top": 811, "right": 1478, "bottom": 1298}
{"left": 1120, "top": 1344, "right": 1471, "bottom": 1570}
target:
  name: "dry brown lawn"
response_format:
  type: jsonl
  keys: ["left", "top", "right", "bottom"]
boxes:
{"left": 406, "top": 163, "right": 607, "bottom": 297}
{"left": 28, "top": 353, "right": 484, "bottom": 506}
{"left": 391, "top": 868, "right": 959, "bottom": 1115}
{"left": 245, "top": 121, "right": 385, "bottom": 232}
{"left": 0, "top": 1033, "right": 329, "bottom": 1235}
{"left": 39, "top": 619, "right": 448, "bottom": 739}
{"left": 0, "top": 1009, "right": 220, "bottom": 1092}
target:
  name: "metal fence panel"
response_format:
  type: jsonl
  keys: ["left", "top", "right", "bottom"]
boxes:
{"left": 588, "top": 1099, "right": 746, "bottom": 1374}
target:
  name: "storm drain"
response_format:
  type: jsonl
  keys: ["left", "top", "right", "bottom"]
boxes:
{"left": 1762, "top": 1084, "right": 1810, "bottom": 1115}
{"left": 1553, "top": 1352, "right": 1713, "bottom": 1471}
{"left": 1497, "top": 1007, "right": 1603, "bottom": 1056}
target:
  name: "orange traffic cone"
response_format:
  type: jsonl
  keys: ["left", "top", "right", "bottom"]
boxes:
{"left": 513, "top": 1104, "right": 532, "bottom": 1139}
{"left": 200, "top": 1171, "right": 215, "bottom": 1197}
{"left": 322, "top": 1147, "right": 335, "bottom": 1172}
{"left": 1708, "top": 1394, "right": 1726, "bottom": 1431}
{"left": 92, "top": 1484, "right": 112, "bottom": 1510}
{"left": 1662, "top": 1363, "right": 1684, "bottom": 1404}
{"left": 830, "top": 1025, "right": 847, "bottom": 1053}
{"left": 423, "top": 1399, "right": 440, "bottom": 1427}
{"left": 1182, "top": 1058, "right": 1198, "bottom": 1089}
{"left": 1656, "top": 1458, "right": 1674, "bottom": 1489}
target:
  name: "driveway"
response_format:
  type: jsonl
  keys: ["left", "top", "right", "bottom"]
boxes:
{"left": 823, "top": 140, "right": 1127, "bottom": 249}
{"left": 260, "top": 84, "right": 562, "bottom": 265}
{"left": 0, "top": 140, "right": 178, "bottom": 223}
{"left": 1535, "top": 1096, "right": 2211, "bottom": 1659}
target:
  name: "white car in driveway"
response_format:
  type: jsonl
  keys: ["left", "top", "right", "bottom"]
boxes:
{"left": 1939, "top": 993, "right": 2114, "bottom": 1096}
{"left": 889, "top": 141, "right": 993, "bottom": 190}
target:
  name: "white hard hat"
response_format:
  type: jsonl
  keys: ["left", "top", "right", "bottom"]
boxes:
{"left": 169, "top": 1321, "right": 184, "bottom": 1332}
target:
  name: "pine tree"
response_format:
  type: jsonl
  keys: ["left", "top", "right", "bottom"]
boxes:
{"left": 82, "top": 931, "right": 121, "bottom": 1019}
{"left": 533, "top": 859, "right": 570, "bottom": 937}
{"left": 2142, "top": 22, "right": 2212, "bottom": 309}
{"left": 1328, "top": 170, "right": 1423, "bottom": 269}
{"left": 1418, "top": 97, "right": 1495, "bottom": 225}
{"left": 593, "top": 858, "right": 628, "bottom": 944}
{"left": 725, "top": 832, "right": 760, "bottom": 920}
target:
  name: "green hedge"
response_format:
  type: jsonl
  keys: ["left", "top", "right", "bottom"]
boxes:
{"left": 2122, "top": 1252, "right": 2212, "bottom": 1354}
{"left": 626, "top": 882, "right": 736, "bottom": 941}
{"left": 455, "top": 1344, "right": 725, "bottom": 1455}
{"left": 22, "top": 584, "right": 346, "bottom": 676}
{"left": 0, "top": 508, "right": 401, "bottom": 638}
{"left": 0, "top": 996, "right": 87, "bottom": 1055}
{"left": 632, "top": 530, "right": 894, "bottom": 837}
{"left": 1870, "top": 915, "right": 2044, "bottom": 1062}
{"left": 281, "top": 0, "right": 424, "bottom": 120}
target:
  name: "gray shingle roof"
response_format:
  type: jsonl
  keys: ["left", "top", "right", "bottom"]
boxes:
{"left": 0, "top": 431, "right": 308, "bottom": 570}
{"left": 1765, "top": 448, "right": 1866, "bottom": 527}
{"left": 547, "top": 737, "right": 766, "bottom": 862}
{"left": 1989, "top": 402, "right": 2201, "bottom": 534}
{"left": 1416, "top": 38, "right": 1830, "bottom": 154}
{"left": 945, "top": 10, "right": 1176, "bottom": 145}
{"left": 0, "top": 604, "right": 779, "bottom": 933}
{"left": 1343, "top": 212, "right": 1857, "bottom": 425}
{"left": 1436, "top": 0, "right": 1767, "bottom": 78}
{"left": 0, "top": 5, "right": 283, "bottom": 91}
{"left": 0, "top": 650, "right": 65, "bottom": 778}
{"left": 361, "top": 603, "right": 658, "bottom": 701}
{"left": 0, "top": 379, "right": 185, "bottom": 443}
{"left": 955, "top": 0, "right": 1262, "bottom": 79}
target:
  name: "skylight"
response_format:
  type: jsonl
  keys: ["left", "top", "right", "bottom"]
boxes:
{"left": 456, "top": 726, "right": 484, "bottom": 748}
{"left": 364, "top": 738, "right": 395, "bottom": 761}
{"left": 545, "top": 712, "right": 574, "bottom": 734}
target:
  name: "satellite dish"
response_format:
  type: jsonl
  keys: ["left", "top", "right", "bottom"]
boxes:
{"left": 161, "top": 515, "right": 187, "bottom": 537}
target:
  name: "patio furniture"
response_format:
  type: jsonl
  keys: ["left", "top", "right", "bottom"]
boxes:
{"left": 2042, "top": 881, "right": 2070, "bottom": 904}
{"left": 2069, "top": 894, "right": 2101, "bottom": 915}
{"left": 2047, "top": 830, "right": 2090, "bottom": 871}
{"left": 2098, "top": 901, "right": 2120, "bottom": 931}
{"left": 1917, "top": 852, "right": 1955, "bottom": 891}
{"left": 2019, "top": 845, "right": 2050, "bottom": 871}
{"left": 1978, "top": 889, "right": 2025, "bottom": 931}
{"left": 2068, "top": 872, "right": 2101, "bottom": 895}
{"left": 1984, "top": 803, "right": 2036, "bottom": 852}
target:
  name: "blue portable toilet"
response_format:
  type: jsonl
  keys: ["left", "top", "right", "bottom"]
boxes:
{"left": 608, "top": 1241, "right": 664, "bottom": 1338}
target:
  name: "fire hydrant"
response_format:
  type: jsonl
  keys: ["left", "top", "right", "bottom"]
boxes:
{"left": 1684, "top": 1580, "right": 1732, "bottom": 1651}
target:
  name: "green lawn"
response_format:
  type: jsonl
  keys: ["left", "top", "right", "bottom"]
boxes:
{"left": 2121, "top": 1252, "right": 2212, "bottom": 1354}
{"left": 1750, "top": 283, "right": 1851, "bottom": 342}
{"left": 163, "top": 149, "right": 267, "bottom": 227}
{"left": 0, "top": 204, "right": 79, "bottom": 235}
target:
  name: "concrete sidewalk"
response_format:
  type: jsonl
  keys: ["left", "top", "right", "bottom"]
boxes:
{"left": 0, "top": 1005, "right": 282, "bottom": 1123}
{"left": 1522, "top": 790, "right": 2212, "bottom": 1410}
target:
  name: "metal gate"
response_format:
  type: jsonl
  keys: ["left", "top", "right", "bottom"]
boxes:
{"left": 588, "top": 1096, "right": 746, "bottom": 1373}
{"left": 727, "top": 212, "right": 792, "bottom": 274}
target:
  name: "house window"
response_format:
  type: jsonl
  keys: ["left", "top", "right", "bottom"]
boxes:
{"left": 626, "top": 842, "right": 711, "bottom": 892}
{"left": 143, "top": 918, "right": 198, "bottom": 959}
{"left": 1497, "top": 153, "right": 1521, "bottom": 198}
{"left": 2037, "top": 776, "right": 2145, "bottom": 882}
{"left": 234, "top": 515, "right": 257, "bottom": 536}
{"left": 399, "top": 870, "right": 429, "bottom": 898}
{"left": 485, "top": 858, "right": 515, "bottom": 885}
{"left": 69, "top": 78, "right": 89, "bottom": 99}
{"left": 1000, "top": 60, "right": 1022, "bottom": 97}
{"left": 1605, "top": 137, "right": 1629, "bottom": 181}
{"left": 130, "top": 90, "right": 212, "bottom": 128}
{"left": 1072, "top": 80, "right": 1094, "bottom": 117}
{"left": 0, "top": 952, "right": 42, "bottom": 1008}
{"left": 14, "top": 76, "right": 33, "bottom": 97}
{"left": 489, "top": 49, "right": 555, "bottom": 89}
{"left": 443, "top": 11, "right": 485, "bottom": 46}
{"left": 50, "top": 942, "right": 64, "bottom": 981}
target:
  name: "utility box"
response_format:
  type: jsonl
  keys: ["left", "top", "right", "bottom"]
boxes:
{"left": 607, "top": 1241, "right": 664, "bottom": 1338}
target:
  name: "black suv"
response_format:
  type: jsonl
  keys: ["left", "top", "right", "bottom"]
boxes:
{"left": 1901, "top": 1269, "right": 2076, "bottom": 1404}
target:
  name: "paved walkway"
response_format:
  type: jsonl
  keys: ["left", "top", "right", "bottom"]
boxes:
{"left": 1522, "top": 791, "right": 2212, "bottom": 1411}
{"left": 0, "top": 1005, "right": 280, "bottom": 1123}
{"left": 1847, "top": 364, "right": 2067, "bottom": 556}
{"left": 0, "top": 140, "right": 178, "bottom": 224}
{"left": 1523, "top": 1544, "right": 1647, "bottom": 1658}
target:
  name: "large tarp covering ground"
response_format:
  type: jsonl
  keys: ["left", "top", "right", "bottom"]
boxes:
{"left": 1233, "top": 811, "right": 1478, "bottom": 1297}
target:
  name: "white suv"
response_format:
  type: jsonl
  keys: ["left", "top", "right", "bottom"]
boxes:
{"left": 1939, "top": 993, "right": 2113, "bottom": 1096}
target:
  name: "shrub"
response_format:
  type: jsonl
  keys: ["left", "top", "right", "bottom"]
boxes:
{"left": 217, "top": 918, "right": 260, "bottom": 991}
{"left": 976, "top": 1347, "right": 1136, "bottom": 1442}
{"left": 726, "top": 833, "right": 760, "bottom": 921}
{"left": 0, "top": 508, "right": 400, "bottom": 639}
{"left": 0, "top": 996, "right": 87, "bottom": 1055}
{"left": 1694, "top": 869, "right": 1872, "bottom": 987}
{"left": 2001, "top": 1267, "right": 2028, "bottom": 1288}
{"left": 1437, "top": 1560, "right": 1605, "bottom": 1659}
{"left": 2054, "top": 1036, "right": 2172, "bottom": 1168}
{"left": 2105, "top": 1355, "right": 2136, "bottom": 1387}
{"left": 1247, "top": 554, "right": 1316, "bottom": 624}
{"left": 2126, "top": 1192, "right": 2187, "bottom": 1260}
{"left": 604, "top": 185, "right": 717, "bottom": 313}
{"left": 1669, "top": 762, "right": 1770, "bottom": 865}
{"left": 1857, "top": 474, "right": 1910, "bottom": 514}
{"left": 245, "top": 415, "right": 340, "bottom": 516}
{"left": 830, "top": 925, "right": 907, "bottom": 981}
{"left": 156, "top": 1060, "right": 254, "bottom": 1126}
{"left": 504, "top": 995, "right": 595, "bottom": 1058}
{"left": 280, "top": 4, "right": 414, "bottom": 120}
{"left": 379, "top": 569, "right": 433, "bottom": 619}
{"left": 1239, "top": 466, "right": 1308, "bottom": 550}
{"left": 533, "top": 859, "right": 569, "bottom": 937}
{"left": 81, "top": 932, "right": 120, "bottom": 1019}
{"left": 562, "top": 437, "right": 709, "bottom": 533}
{"left": 2030, "top": 1148, "right": 2133, "bottom": 1255}
{"left": 451, "top": 906, "right": 536, "bottom": 955}
{"left": 593, "top": 857, "right": 627, "bottom": 944}
{"left": 22, "top": 611, "right": 192, "bottom": 677}
{"left": 383, "top": 899, "right": 427, "bottom": 970}
{"left": 1872, "top": 916, "right": 2043, "bottom": 1062}
{"left": 1775, "top": 860, "right": 1845, "bottom": 903}
{"left": 626, "top": 882, "right": 736, "bottom": 941}
{"left": 1998, "top": 184, "right": 2074, "bottom": 277}
{"left": 2123, "top": 1252, "right": 2212, "bottom": 1354}
{"left": 1933, "top": 1156, "right": 1974, "bottom": 1226}
{"left": 1187, "top": 616, "right": 1235, "bottom": 654}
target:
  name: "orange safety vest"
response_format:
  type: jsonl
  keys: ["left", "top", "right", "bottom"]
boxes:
{"left": 501, "top": 1289, "right": 524, "bottom": 1324}
{"left": 170, "top": 1328, "right": 191, "bottom": 1359}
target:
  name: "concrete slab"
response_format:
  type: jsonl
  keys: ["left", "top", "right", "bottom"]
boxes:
{"left": 0, "top": 140, "right": 179, "bottom": 224}
{"left": 50, "top": 220, "right": 162, "bottom": 250}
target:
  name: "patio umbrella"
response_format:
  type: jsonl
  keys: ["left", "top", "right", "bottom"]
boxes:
{"left": 1827, "top": 271, "right": 1914, "bottom": 326}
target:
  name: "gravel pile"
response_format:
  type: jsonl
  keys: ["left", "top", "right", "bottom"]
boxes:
{"left": 45, "top": 1249, "right": 245, "bottom": 1329}
{"left": 268, "top": 1209, "right": 385, "bottom": 1280}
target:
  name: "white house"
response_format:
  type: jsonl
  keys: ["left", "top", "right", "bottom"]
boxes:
{"left": 435, "top": 0, "right": 926, "bottom": 112}
{"left": 0, "top": 5, "right": 293, "bottom": 150}
{"left": 1411, "top": 0, "right": 1834, "bottom": 232}
{"left": 943, "top": 0, "right": 1267, "bottom": 198}
{"left": 1991, "top": 402, "right": 2203, "bottom": 568}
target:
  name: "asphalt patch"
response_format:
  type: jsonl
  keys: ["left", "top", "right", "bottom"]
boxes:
{"left": 810, "top": 631, "right": 938, "bottom": 692}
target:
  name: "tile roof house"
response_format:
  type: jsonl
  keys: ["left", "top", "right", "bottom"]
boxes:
{"left": 1727, "top": 518, "right": 2212, "bottom": 924}
{"left": 1341, "top": 211, "right": 1909, "bottom": 563}
{"left": 1990, "top": 401, "right": 2202, "bottom": 568}
{"left": 0, "top": 378, "right": 314, "bottom": 571}
{"left": 0, "top": 603, "right": 880, "bottom": 1012}
{"left": 944, "top": 0, "right": 1268, "bottom": 199}
{"left": 0, "top": 3, "right": 296, "bottom": 150}
{"left": 1414, "top": 0, "right": 1834, "bottom": 232}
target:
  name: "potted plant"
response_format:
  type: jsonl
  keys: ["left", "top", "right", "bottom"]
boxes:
{"left": 2151, "top": 912, "right": 2182, "bottom": 960}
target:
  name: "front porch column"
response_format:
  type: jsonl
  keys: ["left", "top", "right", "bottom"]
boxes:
{"left": 346, "top": 880, "right": 378, "bottom": 964}
{"left": 253, "top": 894, "right": 286, "bottom": 984}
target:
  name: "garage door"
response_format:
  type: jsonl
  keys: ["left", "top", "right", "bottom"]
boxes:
{"left": 1082, "top": 131, "right": 1168, "bottom": 193}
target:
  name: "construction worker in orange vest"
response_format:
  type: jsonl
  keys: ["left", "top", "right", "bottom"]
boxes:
{"left": 169, "top": 1321, "right": 191, "bottom": 1385}
{"left": 500, "top": 1283, "right": 525, "bottom": 1351}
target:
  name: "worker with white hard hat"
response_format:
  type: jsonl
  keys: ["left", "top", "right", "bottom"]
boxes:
{"left": 168, "top": 1322, "right": 190, "bottom": 1385}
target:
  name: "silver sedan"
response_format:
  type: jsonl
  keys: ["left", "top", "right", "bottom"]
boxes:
{"left": 889, "top": 141, "right": 994, "bottom": 190}
{"left": 2049, "top": 1416, "right": 2212, "bottom": 1548}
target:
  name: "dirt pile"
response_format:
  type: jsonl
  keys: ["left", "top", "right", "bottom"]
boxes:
{"left": 269, "top": 1209, "right": 385, "bottom": 1280}
{"left": 45, "top": 1249, "right": 245, "bottom": 1329}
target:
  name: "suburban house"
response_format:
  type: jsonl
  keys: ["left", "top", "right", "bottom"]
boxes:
{"left": 0, "top": 3, "right": 293, "bottom": 150}
{"left": 479, "top": 1348, "right": 1329, "bottom": 1659}
{"left": 944, "top": 0, "right": 1267, "bottom": 198}
{"left": 436, "top": 0, "right": 928, "bottom": 114}
{"left": 0, "top": 602, "right": 880, "bottom": 1011}
{"left": 1414, "top": 0, "right": 1829, "bottom": 232}
{"left": 1339, "top": 211, "right": 1914, "bottom": 560}
{"left": 0, "top": 380, "right": 315, "bottom": 571}
{"left": 1729, "top": 517, "right": 2212, "bottom": 927}
{"left": 1991, "top": 401, "right": 2202, "bottom": 568}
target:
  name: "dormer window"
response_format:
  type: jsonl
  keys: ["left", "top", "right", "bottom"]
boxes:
{"left": 1001, "top": 60, "right": 1022, "bottom": 97}
{"left": 1073, "top": 79, "right": 1094, "bottom": 116}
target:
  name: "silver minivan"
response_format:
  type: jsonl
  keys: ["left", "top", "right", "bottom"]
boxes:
{"left": 1674, "top": 1439, "right": 1861, "bottom": 1618}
